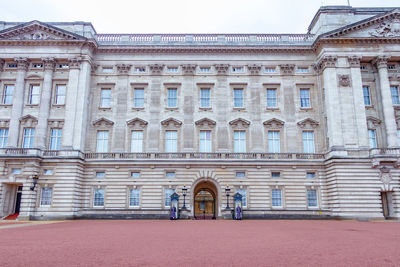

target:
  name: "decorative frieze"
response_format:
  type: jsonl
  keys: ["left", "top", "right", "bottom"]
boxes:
{"left": 214, "top": 64, "right": 229, "bottom": 75}
{"left": 347, "top": 56, "right": 361, "bottom": 68}
{"left": 370, "top": 17, "right": 400, "bottom": 37}
{"left": 149, "top": 64, "right": 164, "bottom": 75}
{"left": 279, "top": 64, "right": 295, "bottom": 75}
{"left": 372, "top": 55, "right": 390, "bottom": 69}
{"left": 263, "top": 118, "right": 285, "bottom": 129}
{"left": 247, "top": 64, "right": 261, "bottom": 75}
{"left": 315, "top": 55, "right": 337, "bottom": 73}
{"left": 14, "top": 57, "right": 29, "bottom": 71}
{"left": 389, "top": 74, "right": 400, "bottom": 81}
{"left": 297, "top": 118, "right": 319, "bottom": 129}
{"left": 116, "top": 64, "right": 132, "bottom": 75}
{"left": 338, "top": 74, "right": 351, "bottom": 87}
{"left": 181, "top": 64, "right": 197, "bottom": 75}
{"left": 42, "top": 57, "right": 55, "bottom": 71}
{"left": 68, "top": 57, "right": 82, "bottom": 69}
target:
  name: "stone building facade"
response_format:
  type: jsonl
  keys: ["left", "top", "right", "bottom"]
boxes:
{"left": 0, "top": 6, "right": 399, "bottom": 220}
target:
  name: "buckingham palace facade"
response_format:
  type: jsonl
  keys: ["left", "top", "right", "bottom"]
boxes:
{"left": 0, "top": 6, "right": 400, "bottom": 220}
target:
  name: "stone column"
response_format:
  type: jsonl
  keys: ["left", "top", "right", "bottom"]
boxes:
{"left": 214, "top": 64, "right": 230, "bottom": 152}
{"left": 62, "top": 57, "right": 81, "bottom": 149}
{"left": 147, "top": 64, "right": 163, "bottom": 152}
{"left": 35, "top": 58, "right": 55, "bottom": 149}
{"left": 182, "top": 64, "right": 196, "bottom": 152}
{"left": 248, "top": 65, "right": 263, "bottom": 152}
{"left": 7, "top": 58, "right": 29, "bottom": 148}
{"left": 318, "top": 55, "right": 344, "bottom": 150}
{"left": 373, "top": 56, "right": 398, "bottom": 147}
{"left": 348, "top": 56, "right": 369, "bottom": 149}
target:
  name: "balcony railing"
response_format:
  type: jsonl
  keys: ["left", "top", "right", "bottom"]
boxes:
{"left": 370, "top": 148, "right": 400, "bottom": 156}
{"left": 95, "top": 33, "right": 315, "bottom": 46}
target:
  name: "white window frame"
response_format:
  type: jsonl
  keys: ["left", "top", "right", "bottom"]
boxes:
{"left": 302, "top": 131, "right": 315, "bottom": 153}
{"left": 40, "top": 187, "right": 53, "bottom": 206}
{"left": 55, "top": 85, "right": 66, "bottom": 105}
{"left": 164, "top": 188, "right": 175, "bottom": 207}
{"left": 233, "top": 130, "right": 246, "bottom": 153}
{"left": 165, "top": 130, "right": 178, "bottom": 152}
{"left": 236, "top": 189, "right": 247, "bottom": 207}
{"left": 129, "top": 188, "right": 140, "bottom": 207}
{"left": 307, "top": 189, "right": 318, "bottom": 208}
{"left": 390, "top": 86, "right": 400, "bottom": 105}
{"left": 3, "top": 84, "right": 14, "bottom": 105}
{"left": 362, "top": 86, "right": 371, "bottom": 106}
{"left": 167, "top": 88, "right": 178, "bottom": 108}
{"left": 131, "top": 130, "right": 143, "bottom": 152}
{"left": 268, "top": 131, "right": 280, "bottom": 153}
{"left": 133, "top": 88, "right": 145, "bottom": 108}
{"left": 28, "top": 84, "right": 40, "bottom": 105}
{"left": 96, "top": 131, "right": 109, "bottom": 153}
{"left": 266, "top": 88, "right": 277, "bottom": 108}
{"left": 0, "top": 128, "right": 8, "bottom": 148}
{"left": 100, "top": 88, "right": 111, "bottom": 108}
{"left": 93, "top": 188, "right": 105, "bottom": 207}
{"left": 300, "top": 88, "right": 311, "bottom": 108}
{"left": 22, "top": 128, "right": 35, "bottom": 148}
{"left": 49, "top": 128, "right": 62, "bottom": 150}
{"left": 368, "top": 129, "right": 377, "bottom": 148}
{"left": 233, "top": 88, "right": 244, "bottom": 108}
{"left": 200, "top": 88, "right": 211, "bottom": 108}
{"left": 271, "top": 189, "right": 283, "bottom": 208}
{"left": 199, "top": 130, "right": 212, "bottom": 152}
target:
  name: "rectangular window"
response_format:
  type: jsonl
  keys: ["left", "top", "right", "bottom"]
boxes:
{"left": 271, "top": 172, "right": 280, "bottom": 178}
{"left": 3, "top": 85, "right": 14, "bottom": 105}
{"left": 102, "top": 67, "right": 113, "bottom": 73}
{"left": 135, "top": 67, "right": 146, "bottom": 73}
{"left": 297, "top": 67, "right": 308, "bottom": 73}
{"left": 234, "top": 131, "right": 246, "bottom": 153}
{"left": 300, "top": 89, "right": 311, "bottom": 108}
{"left": 302, "top": 131, "right": 315, "bottom": 153}
{"left": 200, "top": 67, "right": 210, "bottom": 73}
{"left": 167, "top": 67, "right": 178, "bottom": 72}
{"left": 237, "top": 189, "right": 247, "bottom": 207}
{"left": 100, "top": 89, "right": 111, "bottom": 108}
{"left": 11, "top": 168, "right": 21, "bottom": 174}
{"left": 232, "top": 66, "right": 244, "bottom": 73}
{"left": 164, "top": 188, "right": 175, "bottom": 207}
{"left": 22, "top": 128, "right": 35, "bottom": 148}
{"left": 200, "top": 88, "right": 211, "bottom": 108}
{"left": 165, "top": 130, "right": 178, "bottom": 152}
{"left": 29, "top": 85, "right": 40, "bottom": 104}
{"left": 131, "top": 131, "right": 143, "bottom": 152}
{"left": 268, "top": 131, "right": 280, "bottom": 153}
{"left": 265, "top": 67, "right": 275, "bottom": 73}
{"left": 388, "top": 64, "right": 396, "bottom": 70}
{"left": 390, "top": 86, "right": 400, "bottom": 105}
{"left": 233, "top": 88, "right": 244, "bottom": 108}
{"left": 166, "top": 171, "right": 176, "bottom": 178}
{"left": 266, "top": 88, "right": 277, "bottom": 108}
{"left": 0, "top": 128, "right": 8, "bottom": 148}
{"left": 362, "top": 86, "right": 371, "bottom": 106}
{"left": 49, "top": 129, "right": 62, "bottom": 150}
{"left": 368, "top": 129, "right": 377, "bottom": 148}
{"left": 306, "top": 172, "right": 316, "bottom": 179}
{"left": 236, "top": 171, "right": 246, "bottom": 178}
{"left": 307, "top": 189, "right": 318, "bottom": 207}
{"left": 129, "top": 189, "right": 140, "bottom": 207}
{"left": 55, "top": 85, "right": 66, "bottom": 105}
{"left": 40, "top": 187, "right": 53, "bottom": 206}
{"left": 167, "top": 88, "right": 177, "bottom": 108}
{"left": 93, "top": 189, "right": 105, "bottom": 207}
{"left": 199, "top": 130, "right": 212, "bottom": 152}
{"left": 96, "top": 172, "right": 105, "bottom": 178}
{"left": 131, "top": 172, "right": 140, "bottom": 178}
{"left": 360, "top": 65, "right": 367, "bottom": 70}
{"left": 96, "top": 131, "right": 109, "bottom": 152}
{"left": 133, "top": 88, "right": 144, "bottom": 108}
{"left": 271, "top": 189, "right": 282, "bottom": 207}
{"left": 43, "top": 169, "right": 53, "bottom": 175}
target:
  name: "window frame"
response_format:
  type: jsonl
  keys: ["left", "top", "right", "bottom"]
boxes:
{"left": 28, "top": 84, "right": 40, "bottom": 105}
{"left": 200, "top": 88, "right": 211, "bottom": 109}
{"left": 22, "top": 127, "right": 35, "bottom": 148}
{"left": 129, "top": 188, "right": 141, "bottom": 207}
{"left": 268, "top": 130, "right": 280, "bottom": 153}
{"left": 100, "top": 88, "right": 112, "bottom": 108}
{"left": 54, "top": 84, "right": 67, "bottom": 105}
{"left": 307, "top": 188, "right": 318, "bottom": 208}
{"left": 96, "top": 130, "right": 109, "bottom": 153}
{"left": 199, "top": 130, "right": 212, "bottom": 153}
{"left": 271, "top": 188, "right": 283, "bottom": 208}
{"left": 130, "top": 130, "right": 144, "bottom": 153}
{"left": 302, "top": 131, "right": 315, "bottom": 153}
{"left": 300, "top": 88, "right": 311, "bottom": 108}
{"left": 362, "top": 86, "right": 371, "bottom": 106}
{"left": 236, "top": 188, "right": 247, "bottom": 208}
{"left": 2, "top": 84, "right": 14, "bottom": 105}
{"left": 93, "top": 188, "right": 105, "bottom": 207}
{"left": 233, "top": 130, "right": 246, "bottom": 153}
{"left": 233, "top": 88, "right": 244, "bottom": 108}
{"left": 0, "top": 128, "right": 8, "bottom": 148}
{"left": 49, "top": 128, "right": 62, "bottom": 150}
{"left": 164, "top": 188, "right": 175, "bottom": 208}
{"left": 165, "top": 130, "right": 178, "bottom": 152}
{"left": 266, "top": 88, "right": 277, "bottom": 108}
{"left": 390, "top": 86, "right": 400, "bottom": 105}
{"left": 368, "top": 129, "right": 377, "bottom": 148}
{"left": 40, "top": 187, "right": 53, "bottom": 207}
{"left": 133, "top": 88, "right": 145, "bottom": 109}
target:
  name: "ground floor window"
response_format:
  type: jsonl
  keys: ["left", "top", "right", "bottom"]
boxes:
{"left": 94, "top": 189, "right": 105, "bottom": 207}
{"left": 40, "top": 187, "right": 53, "bottom": 206}
{"left": 307, "top": 189, "right": 318, "bottom": 207}
{"left": 129, "top": 189, "right": 140, "bottom": 207}
{"left": 271, "top": 189, "right": 282, "bottom": 207}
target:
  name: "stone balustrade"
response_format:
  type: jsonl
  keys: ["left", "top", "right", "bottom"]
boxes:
{"left": 369, "top": 148, "right": 400, "bottom": 156}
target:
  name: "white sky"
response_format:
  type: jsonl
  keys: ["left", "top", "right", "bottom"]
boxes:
{"left": 1, "top": 0, "right": 399, "bottom": 33}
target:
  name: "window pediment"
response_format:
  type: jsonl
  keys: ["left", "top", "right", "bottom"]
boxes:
{"left": 161, "top": 117, "right": 182, "bottom": 127}
{"left": 229, "top": 118, "right": 250, "bottom": 128}
{"left": 195, "top": 118, "right": 216, "bottom": 127}
{"left": 263, "top": 118, "right": 285, "bottom": 129}
{"left": 0, "top": 119, "right": 10, "bottom": 128}
{"left": 92, "top": 117, "right": 114, "bottom": 127}
{"left": 48, "top": 119, "right": 64, "bottom": 128}
{"left": 367, "top": 116, "right": 381, "bottom": 129}
{"left": 297, "top": 118, "right": 319, "bottom": 129}
{"left": 126, "top": 118, "right": 148, "bottom": 128}
{"left": 20, "top": 115, "right": 38, "bottom": 127}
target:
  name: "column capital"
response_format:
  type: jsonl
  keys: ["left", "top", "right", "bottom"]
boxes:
{"left": 315, "top": 55, "right": 337, "bottom": 73}
{"left": 14, "top": 57, "right": 29, "bottom": 71}
{"left": 68, "top": 57, "right": 82, "bottom": 69}
{"left": 116, "top": 64, "right": 132, "bottom": 75}
{"left": 279, "top": 64, "right": 295, "bottom": 75}
{"left": 347, "top": 56, "right": 361, "bottom": 68}
{"left": 41, "top": 57, "right": 56, "bottom": 71}
{"left": 372, "top": 55, "right": 390, "bottom": 69}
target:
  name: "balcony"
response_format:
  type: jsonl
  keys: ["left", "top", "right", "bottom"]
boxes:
{"left": 369, "top": 148, "right": 400, "bottom": 157}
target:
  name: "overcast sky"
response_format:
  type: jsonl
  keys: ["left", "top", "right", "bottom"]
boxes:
{"left": 1, "top": 0, "right": 399, "bottom": 33}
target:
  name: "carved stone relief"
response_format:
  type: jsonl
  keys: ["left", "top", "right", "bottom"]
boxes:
{"left": 116, "top": 64, "right": 132, "bottom": 75}
{"left": 338, "top": 74, "right": 351, "bottom": 87}
{"left": 92, "top": 118, "right": 114, "bottom": 127}
{"left": 149, "top": 64, "right": 164, "bottom": 75}
{"left": 214, "top": 64, "right": 229, "bottom": 75}
{"left": 247, "top": 64, "right": 261, "bottom": 75}
{"left": 229, "top": 118, "right": 250, "bottom": 128}
{"left": 279, "top": 64, "right": 295, "bottom": 75}
{"left": 370, "top": 17, "right": 400, "bottom": 37}
{"left": 181, "top": 64, "right": 197, "bottom": 75}
{"left": 297, "top": 118, "right": 319, "bottom": 129}
{"left": 263, "top": 118, "right": 285, "bottom": 129}
{"left": 161, "top": 118, "right": 182, "bottom": 127}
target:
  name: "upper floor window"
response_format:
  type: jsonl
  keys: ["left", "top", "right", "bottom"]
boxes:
{"left": 0, "top": 128, "right": 8, "bottom": 148}
{"left": 29, "top": 85, "right": 40, "bottom": 105}
{"left": 131, "top": 130, "right": 143, "bottom": 153}
{"left": 165, "top": 130, "right": 178, "bottom": 152}
{"left": 271, "top": 172, "right": 281, "bottom": 178}
{"left": 167, "top": 67, "right": 178, "bottom": 73}
{"left": 131, "top": 172, "right": 141, "bottom": 178}
{"left": 302, "top": 131, "right": 314, "bottom": 153}
{"left": 306, "top": 172, "right": 316, "bottom": 179}
{"left": 40, "top": 187, "right": 53, "bottom": 206}
{"left": 102, "top": 67, "right": 113, "bottom": 73}
{"left": 232, "top": 66, "right": 244, "bottom": 73}
{"left": 133, "top": 88, "right": 144, "bottom": 108}
{"left": 96, "top": 131, "right": 109, "bottom": 153}
{"left": 22, "top": 128, "right": 35, "bottom": 148}
{"left": 268, "top": 131, "right": 280, "bottom": 153}
{"left": 307, "top": 189, "right": 318, "bottom": 207}
{"left": 166, "top": 171, "right": 176, "bottom": 178}
{"left": 200, "top": 88, "right": 211, "bottom": 108}
{"left": 49, "top": 128, "right": 62, "bottom": 150}
{"left": 96, "top": 172, "right": 105, "bottom": 178}
{"left": 300, "top": 88, "right": 310, "bottom": 108}
{"left": 235, "top": 171, "right": 246, "bottom": 178}
{"left": 100, "top": 89, "right": 111, "bottom": 108}
{"left": 55, "top": 85, "right": 66, "bottom": 105}
{"left": 7, "top": 63, "right": 17, "bottom": 68}
{"left": 130, "top": 189, "right": 140, "bottom": 207}
{"left": 233, "top": 130, "right": 246, "bottom": 153}
{"left": 57, "top": 63, "right": 69, "bottom": 69}
{"left": 199, "top": 130, "right": 212, "bottom": 152}
{"left": 93, "top": 188, "right": 105, "bottom": 207}
{"left": 266, "top": 88, "right": 277, "bottom": 108}
{"left": 297, "top": 67, "right": 308, "bottom": 73}
{"left": 271, "top": 189, "right": 282, "bottom": 207}
{"left": 167, "top": 88, "right": 177, "bottom": 108}
{"left": 368, "top": 129, "right": 377, "bottom": 148}
{"left": 362, "top": 86, "right": 371, "bottom": 106}
{"left": 199, "top": 67, "right": 211, "bottom": 73}
{"left": 388, "top": 64, "right": 396, "bottom": 70}
{"left": 265, "top": 67, "right": 275, "bottom": 73}
{"left": 233, "top": 88, "right": 244, "bottom": 108}
{"left": 3, "top": 85, "right": 14, "bottom": 105}
{"left": 390, "top": 86, "right": 400, "bottom": 105}
{"left": 135, "top": 67, "right": 146, "bottom": 73}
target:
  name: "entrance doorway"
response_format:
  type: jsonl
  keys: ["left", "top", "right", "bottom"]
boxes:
{"left": 193, "top": 180, "right": 218, "bottom": 220}
{"left": 381, "top": 191, "right": 394, "bottom": 219}
{"left": 14, "top": 186, "right": 23, "bottom": 214}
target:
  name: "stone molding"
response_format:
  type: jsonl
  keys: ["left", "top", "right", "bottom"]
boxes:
{"left": 229, "top": 118, "right": 250, "bottom": 128}
{"left": 263, "top": 118, "right": 285, "bottom": 129}
{"left": 92, "top": 117, "right": 114, "bottom": 127}
{"left": 338, "top": 74, "right": 351, "bottom": 87}
{"left": 347, "top": 56, "right": 361, "bottom": 68}
{"left": 91, "top": 64, "right": 99, "bottom": 74}
{"left": 68, "top": 57, "right": 82, "bottom": 70}
{"left": 20, "top": 115, "right": 38, "bottom": 127}
{"left": 372, "top": 55, "right": 390, "bottom": 69}
{"left": 315, "top": 55, "right": 337, "bottom": 73}
{"left": 389, "top": 74, "right": 400, "bottom": 81}
{"left": 161, "top": 118, "right": 182, "bottom": 127}
{"left": 247, "top": 64, "right": 261, "bottom": 75}
{"left": 0, "top": 119, "right": 10, "bottom": 128}
{"left": 47, "top": 119, "right": 64, "bottom": 128}
{"left": 279, "top": 64, "right": 295, "bottom": 75}
{"left": 14, "top": 57, "right": 29, "bottom": 71}
{"left": 297, "top": 118, "right": 319, "bottom": 129}
{"left": 195, "top": 118, "right": 216, "bottom": 127}
{"left": 126, "top": 118, "right": 148, "bottom": 128}
{"left": 370, "top": 16, "right": 400, "bottom": 37}
{"left": 41, "top": 57, "right": 56, "bottom": 71}
{"left": 366, "top": 116, "right": 381, "bottom": 129}
{"left": 116, "top": 64, "right": 132, "bottom": 75}
{"left": 149, "top": 64, "right": 164, "bottom": 75}
{"left": 214, "top": 64, "right": 229, "bottom": 75}
{"left": 181, "top": 64, "right": 197, "bottom": 75}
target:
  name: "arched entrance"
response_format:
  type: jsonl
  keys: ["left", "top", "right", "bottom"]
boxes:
{"left": 192, "top": 180, "right": 218, "bottom": 220}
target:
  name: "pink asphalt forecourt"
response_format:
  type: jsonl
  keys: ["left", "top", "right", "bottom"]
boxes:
{"left": 0, "top": 220, "right": 399, "bottom": 266}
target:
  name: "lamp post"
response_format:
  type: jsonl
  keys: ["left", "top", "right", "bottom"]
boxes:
{"left": 225, "top": 184, "right": 231, "bottom": 210}
{"left": 30, "top": 175, "right": 39, "bottom": 191}
{"left": 182, "top": 184, "right": 187, "bottom": 210}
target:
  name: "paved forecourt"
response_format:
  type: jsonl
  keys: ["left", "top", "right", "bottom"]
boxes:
{"left": 0, "top": 220, "right": 399, "bottom": 266}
